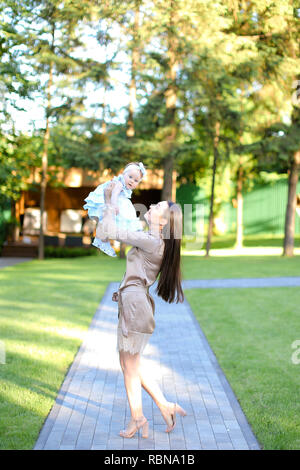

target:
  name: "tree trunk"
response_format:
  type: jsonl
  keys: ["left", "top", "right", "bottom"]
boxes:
{"left": 205, "top": 121, "right": 220, "bottom": 257}
{"left": 235, "top": 157, "right": 244, "bottom": 249}
{"left": 120, "top": 6, "right": 140, "bottom": 259}
{"left": 162, "top": 0, "right": 178, "bottom": 202}
{"left": 235, "top": 85, "right": 245, "bottom": 249}
{"left": 101, "top": 85, "right": 107, "bottom": 136}
{"left": 126, "top": 49, "right": 138, "bottom": 138}
{"left": 162, "top": 152, "right": 175, "bottom": 201}
{"left": 126, "top": 6, "right": 139, "bottom": 141}
{"left": 283, "top": 150, "right": 300, "bottom": 256}
{"left": 38, "top": 62, "right": 53, "bottom": 260}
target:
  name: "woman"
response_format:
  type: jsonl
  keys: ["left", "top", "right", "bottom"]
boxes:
{"left": 97, "top": 182, "right": 187, "bottom": 439}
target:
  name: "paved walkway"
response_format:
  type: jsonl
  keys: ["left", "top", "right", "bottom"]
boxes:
{"left": 0, "top": 257, "right": 34, "bottom": 269}
{"left": 34, "top": 280, "right": 266, "bottom": 451}
{"left": 182, "top": 277, "right": 300, "bottom": 289}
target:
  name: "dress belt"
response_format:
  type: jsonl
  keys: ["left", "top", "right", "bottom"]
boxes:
{"left": 119, "top": 284, "right": 149, "bottom": 293}
{"left": 114, "top": 284, "right": 155, "bottom": 319}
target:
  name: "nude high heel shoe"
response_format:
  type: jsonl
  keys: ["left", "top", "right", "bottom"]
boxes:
{"left": 119, "top": 416, "right": 149, "bottom": 439}
{"left": 165, "top": 403, "right": 187, "bottom": 433}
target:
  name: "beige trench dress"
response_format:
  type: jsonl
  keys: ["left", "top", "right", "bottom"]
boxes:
{"left": 110, "top": 226, "right": 165, "bottom": 355}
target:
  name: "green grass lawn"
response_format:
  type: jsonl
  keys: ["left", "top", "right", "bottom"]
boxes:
{"left": 184, "top": 287, "right": 300, "bottom": 450}
{"left": 181, "top": 252, "right": 300, "bottom": 279}
{"left": 183, "top": 233, "right": 300, "bottom": 250}
{"left": 0, "top": 250, "right": 299, "bottom": 449}
{"left": 0, "top": 253, "right": 126, "bottom": 450}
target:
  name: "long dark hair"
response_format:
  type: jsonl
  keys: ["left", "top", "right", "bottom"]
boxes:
{"left": 155, "top": 201, "right": 184, "bottom": 304}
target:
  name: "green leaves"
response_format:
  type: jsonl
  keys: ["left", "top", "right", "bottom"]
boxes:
{"left": 1, "top": 0, "right": 299, "bottom": 203}
{"left": 0, "top": 132, "right": 42, "bottom": 203}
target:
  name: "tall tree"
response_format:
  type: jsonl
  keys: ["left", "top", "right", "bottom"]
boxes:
{"left": 126, "top": 3, "right": 141, "bottom": 140}
{"left": 228, "top": 1, "right": 300, "bottom": 256}
{"left": 0, "top": 0, "right": 38, "bottom": 239}
{"left": 18, "top": 0, "right": 91, "bottom": 259}
{"left": 119, "top": 2, "right": 142, "bottom": 258}
{"left": 161, "top": 0, "right": 179, "bottom": 201}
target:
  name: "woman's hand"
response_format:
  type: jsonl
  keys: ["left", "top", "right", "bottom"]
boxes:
{"left": 105, "top": 180, "right": 121, "bottom": 214}
{"left": 111, "top": 203, "right": 119, "bottom": 215}
{"left": 97, "top": 204, "right": 117, "bottom": 239}
{"left": 96, "top": 221, "right": 108, "bottom": 241}
{"left": 104, "top": 180, "right": 117, "bottom": 203}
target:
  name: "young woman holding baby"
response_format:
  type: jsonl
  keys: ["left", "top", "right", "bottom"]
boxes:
{"left": 83, "top": 162, "right": 186, "bottom": 439}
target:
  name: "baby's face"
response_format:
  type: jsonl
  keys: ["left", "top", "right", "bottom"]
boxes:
{"left": 123, "top": 168, "right": 142, "bottom": 190}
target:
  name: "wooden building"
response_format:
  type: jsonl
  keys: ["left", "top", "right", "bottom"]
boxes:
{"left": 2, "top": 166, "right": 177, "bottom": 257}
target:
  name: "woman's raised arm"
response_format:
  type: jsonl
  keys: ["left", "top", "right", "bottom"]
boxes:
{"left": 96, "top": 204, "right": 158, "bottom": 253}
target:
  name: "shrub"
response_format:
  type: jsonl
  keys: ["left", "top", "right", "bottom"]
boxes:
{"left": 44, "top": 246, "right": 98, "bottom": 258}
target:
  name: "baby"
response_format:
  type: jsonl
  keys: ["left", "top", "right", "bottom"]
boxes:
{"left": 83, "top": 162, "right": 146, "bottom": 257}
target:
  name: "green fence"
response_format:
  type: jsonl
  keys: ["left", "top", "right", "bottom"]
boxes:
{"left": 223, "top": 178, "right": 300, "bottom": 236}
{"left": 176, "top": 183, "right": 208, "bottom": 238}
{"left": 176, "top": 178, "right": 300, "bottom": 236}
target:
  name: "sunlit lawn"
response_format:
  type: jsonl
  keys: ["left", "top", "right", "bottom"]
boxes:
{"left": 0, "top": 253, "right": 126, "bottom": 450}
{"left": 183, "top": 233, "right": 300, "bottom": 250}
{"left": 181, "top": 252, "right": 300, "bottom": 279}
{"left": 0, "top": 247, "right": 299, "bottom": 449}
{"left": 184, "top": 287, "right": 300, "bottom": 450}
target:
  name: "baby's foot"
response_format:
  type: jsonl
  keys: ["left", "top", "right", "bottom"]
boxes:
{"left": 92, "top": 238, "right": 117, "bottom": 257}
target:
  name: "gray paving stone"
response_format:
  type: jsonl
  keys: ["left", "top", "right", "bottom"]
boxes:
{"left": 224, "top": 419, "right": 241, "bottom": 430}
{"left": 59, "top": 445, "right": 75, "bottom": 450}
{"left": 154, "top": 424, "right": 171, "bottom": 450}
{"left": 0, "top": 257, "right": 34, "bottom": 269}
{"left": 231, "top": 439, "right": 250, "bottom": 450}
{"left": 60, "top": 430, "right": 78, "bottom": 446}
{"left": 92, "top": 431, "right": 108, "bottom": 446}
{"left": 43, "top": 430, "right": 65, "bottom": 450}
{"left": 212, "top": 423, "right": 228, "bottom": 434}
{"left": 138, "top": 438, "right": 155, "bottom": 450}
{"left": 182, "top": 277, "right": 300, "bottom": 289}
{"left": 34, "top": 280, "right": 261, "bottom": 450}
{"left": 75, "top": 432, "right": 94, "bottom": 450}
{"left": 201, "top": 440, "right": 218, "bottom": 450}
{"left": 123, "top": 437, "right": 139, "bottom": 450}
{"left": 209, "top": 414, "right": 226, "bottom": 425}
{"left": 214, "top": 432, "right": 232, "bottom": 443}
{"left": 217, "top": 442, "right": 234, "bottom": 450}
{"left": 106, "top": 440, "right": 124, "bottom": 450}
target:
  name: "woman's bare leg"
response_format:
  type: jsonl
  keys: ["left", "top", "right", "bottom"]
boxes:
{"left": 119, "top": 350, "right": 144, "bottom": 421}
{"left": 138, "top": 360, "right": 168, "bottom": 408}
{"left": 137, "top": 358, "right": 176, "bottom": 428}
{"left": 119, "top": 352, "right": 179, "bottom": 430}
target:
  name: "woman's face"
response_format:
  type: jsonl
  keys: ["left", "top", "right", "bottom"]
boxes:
{"left": 144, "top": 201, "right": 169, "bottom": 227}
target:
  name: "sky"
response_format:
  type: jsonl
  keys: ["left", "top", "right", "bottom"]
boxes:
{"left": 5, "top": 14, "right": 294, "bottom": 135}
{"left": 7, "top": 25, "right": 132, "bottom": 134}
